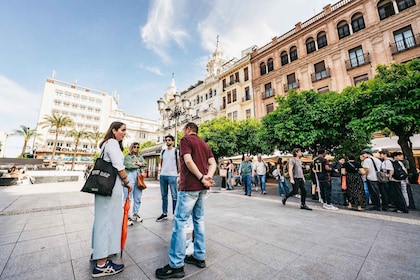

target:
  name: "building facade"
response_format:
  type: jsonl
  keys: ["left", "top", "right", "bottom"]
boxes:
{"left": 250, "top": 0, "right": 420, "bottom": 119}
{"left": 34, "top": 77, "right": 158, "bottom": 168}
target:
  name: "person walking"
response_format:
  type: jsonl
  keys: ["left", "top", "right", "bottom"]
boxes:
{"left": 282, "top": 148, "right": 312, "bottom": 210}
{"left": 253, "top": 154, "right": 268, "bottom": 194}
{"left": 123, "top": 142, "right": 146, "bottom": 225}
{"left": 91, "top": 121, "right": 132, "bottom": 278}
{"left": 155, "top": 122, "right": 216, "bottom": 279}
{"left": 226, "top": 159, "right": 235, "bottom": 190}
{"left": 341, "top": 154, "right": 367, "bottom": 211}
{"left": 239, "top": 155, "right": 253, "bottom": 196}
{"left": 276, "top": 158, "right": 289, "bottom": 196}
{"left": 157, "top": 135, "right": 180, "bottom": 222}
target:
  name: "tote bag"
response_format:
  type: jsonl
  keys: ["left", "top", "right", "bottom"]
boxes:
{"left": 81, "top": 143, "right": 117, "bottom": 196}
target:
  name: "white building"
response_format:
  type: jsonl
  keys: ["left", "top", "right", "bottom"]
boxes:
{"left": 34, "top": 76, "right": 158, "bottom": 168}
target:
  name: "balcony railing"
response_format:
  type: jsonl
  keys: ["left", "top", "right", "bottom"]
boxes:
{"left": 262, "top": 88, "right": 275, "bottom": 100}
{"left": 283, "top": 80, "right": 300, "bottom": 92}
{"left": 345, "top": 53, "right": 371, "bottom": 70}
{"left": 390, "top": 33, "right": 420, "bottom": 55}
{"left": 311, "top": 67, "right": 331, "bottom": 82}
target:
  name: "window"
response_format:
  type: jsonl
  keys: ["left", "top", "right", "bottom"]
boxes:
{"left": 290, "top": 46, "right": 298, "bottom": 61}
{"left": 232, "top": 89, "right": 237, "bottom": 102}
{"left": 281, "top": 51, "right": 289, "bottom": 65}
{"left": 348, "top": 46, "right": 365, "bottom": 68}
{"left": 306, "top": 38, "right": 316, "bottom": 54}
{"left": 209, "top": 89, "right": 213, "bottom": 98}
{"left": 222, "top": 97, "right": 226, "bottom": 109}
{"left": 317, "top": 32, "right": 328, "bottom": 49}
{"left": 397, "top": 0, "right": 415, "bottom": 12}
{"left": 393, "top": 26, "right": 416, "bottom": 52}
{"left": 232, "top": 111, "right": 238, "bottom": 121}
{"left": 378, "top": 0, "right": 396, "bottom": 20}
{"left": 313, "top": 61, "right": 329, "bottom": 81}
{"left": 246, "top": 109, "right": 251, "bottom": 118}
{"left": 229, "top": 74, "right": 234, "bottom": 85}
{"left": 354, "top": 74, "right": 369, "bottom": 85}
{"left": 227, "top": 112, "right": 232, "bottom": 120}
{"left": 235, "top": 72, "right": 239, "bottom": 82}
{"left": 337, "top": 21, "right": 350, "bottom": 39}
{"left": 267, "top": 58, "right": 274, "bottom": 72}
{"left": 287, "top": 73, "right": 297, "bottom": 89}
{"left": 264, "top": 83, "right": 273, "bottom": 98}
{"left": 266, "top": 103, "right": 274, "bottom": 114}
{"left": 222, "top": 79, "right": 226, "bottom": 90}
{"left": 351, "top": 14, "right": 365, "bottom": 33}
{"left": 245, "top": 87, "right": 251, "bottom": 101}
{"left": 244, "top": 67, "right": 249, "bottom": 81}
{"left": 227, "top": 91, "right": 232, "bottom": 104}
{"left": 260, "top": 62, "right": 267, "bottom": 75}
{"left": 317, "top": 86, "right": 329, "bottom": 93}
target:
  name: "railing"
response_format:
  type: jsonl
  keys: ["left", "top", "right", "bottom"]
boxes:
{"left": 390, "top": 33, "right": 420, "bottom": 55}
{"left": 311, "top": 68, "right": 331, "bottom": 82}
{"left": 345, "top": 53, "right": 371, "bottom": 70}
{"left": 331, "top": 0, "right": 353, "bottom": 12}
{"left": 262, "top": 88, "right": 275, "bottom": 100}
{"left": 283, "top": 80, "right": 300, "bottom": 92}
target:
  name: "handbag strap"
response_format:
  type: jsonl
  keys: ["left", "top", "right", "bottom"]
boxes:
{"left": 99, "top": 141, "right": 108, "bottom": 159}
{"left": 369, "top": 157, "right": 378, "bottom": 172}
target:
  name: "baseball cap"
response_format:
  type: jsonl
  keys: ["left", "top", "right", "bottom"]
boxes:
{"left": 361, "top": 148, "right": 373, "bottom": 155}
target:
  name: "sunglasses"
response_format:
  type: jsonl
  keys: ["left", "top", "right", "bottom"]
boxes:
{"left": 165, "top": 139, "right": 172, "bottom": 142}
{"left": 133, "top": 146, "right": 139, "bottom": 148}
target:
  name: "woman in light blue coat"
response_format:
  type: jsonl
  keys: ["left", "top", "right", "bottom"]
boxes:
{"left": 91, "top": 121, "right": 132, "bottom": 278}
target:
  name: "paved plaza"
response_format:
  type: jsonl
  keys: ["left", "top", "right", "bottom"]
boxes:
{"left": 1, "top": 180, "right": 419, "bottom": 280}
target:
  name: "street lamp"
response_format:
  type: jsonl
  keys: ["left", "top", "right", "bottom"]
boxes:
{"left": 157, "top": 93, "right": 192, "bottom": 145}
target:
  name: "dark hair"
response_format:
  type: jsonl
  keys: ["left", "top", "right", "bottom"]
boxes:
{"left": 129, "top": 142, "right": 139, "bottom": 154}
{"left": 292, "top": 148, "right": 301, "bottom": 157}
{"left": 165, "top": 135, "right": 175, "bottom": 141}
{"left": 347, "top": 153, "right": 356, "bottom": 161}
{"left": 277, "top": 157, "right": 283, "bottom": 164}
{"left": 100, "top": 121, "right": 125, "bottom": 151}
{"left": 185, "top": 122, "right": 199, "bottom": 133}
{"left": 317, "top": 148, "right": 325, "bottom": 155}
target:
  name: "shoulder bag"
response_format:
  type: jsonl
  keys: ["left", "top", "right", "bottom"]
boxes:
{"left": 81, "top": 142, "right": 117, "bottom": 196}
{"left": 137, "top": 173, "right": 147, "bottom": 190}
{"left": 370, "top": 157, "right": 388, "bottom": 183}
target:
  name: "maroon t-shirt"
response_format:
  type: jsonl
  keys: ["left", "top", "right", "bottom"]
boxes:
{"left": 179, "top": 134, "right": 214, "bottom": 191}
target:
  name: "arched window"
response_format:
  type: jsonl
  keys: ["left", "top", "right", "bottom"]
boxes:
{"left": 351, "top": 13, "right": 365, "bottom": 33}
{"left": 267, "top": 58, "right": 274, "bottom": 72}
{"left": 306, "top": 37, "right": 316, "bottom": 54}
{"left": 290, "top": 46, "right": 298, "bottom": 62}
{"left": 397, "top": 0, "right": 416, "bottom": 12}
{"left": 317, "top": 31, "right": 328, "bottom": 49}
{"left": 260, "top": 62, "right": 267, "bottom": 75}
{"left": 281, "top": 51, "right": 289, "bottom": 66}
{"left": 337, "top": 20, "right": 350, "bottom": 39}
{"left": 377, "top": 0, "right": 396, "bottom": 20}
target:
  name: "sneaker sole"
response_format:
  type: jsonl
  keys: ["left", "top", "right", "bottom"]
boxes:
{"left": 185, "top": 259, "right": 206, "bottom": 268}
{"left": 92, "top": 268, "right": 124, "bottom": 278}
{"left": 156, "top": 218, "right": 168, "bottom": 222}
{"left": 156, "top": 272, "right": 185, "bottom": 279}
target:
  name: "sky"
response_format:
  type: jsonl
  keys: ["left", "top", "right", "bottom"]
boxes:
{"left": 0, "top": 0, "right": 330, "bottom": 157}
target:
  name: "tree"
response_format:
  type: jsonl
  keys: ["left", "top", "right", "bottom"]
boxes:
{"left": 67, "top": 129, "right": 89, "bottom": 171}
{"left": 11, "top": 125, "right": 38, "bottom": 158}
{"left": 235, "top": 118, "right": 270, "bottom": 155}
{"left": 139, "top": 140, "right": 156, "bottom": 152}
{"left": 39, "top": 113, "right": 74, "bottom": 167}
{"left": 198, "top": 117, "right": 237, "bottom": 161}
{"left": 89, "top": 130, "right": 104, "bottom": 150}
{"left": 348, "top": 59, "right": 420, "bottom": 181}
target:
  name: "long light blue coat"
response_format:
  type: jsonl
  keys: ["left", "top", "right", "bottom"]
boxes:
{"left": 91, "top": 139, "right": 124, "bottom": 260}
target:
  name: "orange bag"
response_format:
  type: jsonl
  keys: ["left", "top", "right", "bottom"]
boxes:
{"left": 341, "top": 175, "right": 347, "bottom": 191}
{"left": 137, "top": 173, "right": 147, "bottom": 190}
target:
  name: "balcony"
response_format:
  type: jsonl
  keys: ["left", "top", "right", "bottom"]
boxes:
{"left": 345, "top": 53, "right": 371, "bottom": 70}
{"left": 390, "top": 33, "right": 420, "bottom": 55}
{"left": 262, "top": 88, "right": 275, "bottom": 100}
{"left": 283, "top": 80, "right": 300, "bottom": 92}
{"left": 311, "top": 67, "right": 331, "bottom": 82}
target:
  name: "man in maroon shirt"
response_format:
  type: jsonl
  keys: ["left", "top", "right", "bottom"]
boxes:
{"left": 156, "top": 122, "right": 216, "bottom": 279}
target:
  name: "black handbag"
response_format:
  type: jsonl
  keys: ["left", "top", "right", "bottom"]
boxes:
{"left": 81, "top": 142, "right": 117, "bottom": 196}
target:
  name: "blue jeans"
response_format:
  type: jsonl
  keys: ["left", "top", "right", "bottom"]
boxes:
{"left": 227, "top": 170, "right": 233, "bottom": 189}
{"left": 277, "top": 178, "right": 290, "bottom": 195}
{"left": 242, "top": 174, "right": 252, "bottom": 195}
{"left": 123, "top": 170, "right": 143, "bottom": 216}
{"left": 159, "top": 175, "right": 178, "bottom": 214}
{"left": 363, "top": 181, "right": 370, "bottom": 203}
{"left": 169, "top": 190, "right": 206, "bottom": 268}
{"left": 257, "top": 174, "right": 266, "bottom": 192}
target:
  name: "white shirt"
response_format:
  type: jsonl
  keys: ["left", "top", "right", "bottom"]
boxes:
{"left": 362, "top": 156, "right": 382, "bottom": 181}
{"left": 254, "top": 160, "right": 267, "bottom": 175}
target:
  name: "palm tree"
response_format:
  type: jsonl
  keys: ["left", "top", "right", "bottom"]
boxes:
{"left": 39, "top": 113, "right": 74, "bottom": 167}
{"left": 89, "top": 130, "right": 104, "bottom": 150}
{"left": 12, "top": 125, "right": 38, "bottom": 158}
{"left": 67, "top": 129, "right": 89, "bottom": 171}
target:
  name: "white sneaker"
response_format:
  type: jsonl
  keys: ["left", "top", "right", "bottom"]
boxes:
{"left": 322, "top": 203, "right": 328, "bottom": 209}
{"left": 128, "top": 218, "right": 134, "bottom": 226}
{"left": 133, "top": 213, "right": 143, "bottom": 223}
{"left": 324, "top": 204, "right": 338, "bottom": 210}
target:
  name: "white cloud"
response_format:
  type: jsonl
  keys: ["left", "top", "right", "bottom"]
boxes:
{"left": 138, "top": 64, "right": 164, "bottom": 76}
{"left": 141, "top": 0, "right": 191, "bottom": 62}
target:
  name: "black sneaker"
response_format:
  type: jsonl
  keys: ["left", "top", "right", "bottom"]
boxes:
{"left": 185, "top": 255, "right": 206, "bottom": 268}
{"left": 92, "top": 260, "right": 124, "bottom": 278}
{"left": 282, "top": 198, "right": 286, "bottom": 205}
{"left": 156, "top": 214, "right": 168, "bottom": 222}
{"left": 300, "top": 205, "right": 312, "bottom": 211}
{"left": 155, "top": 264, "right": 185, "bottom": 279}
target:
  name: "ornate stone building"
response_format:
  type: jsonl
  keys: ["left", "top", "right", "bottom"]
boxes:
{"left": 250, "top": 0, "right": 420, "bottom": 119}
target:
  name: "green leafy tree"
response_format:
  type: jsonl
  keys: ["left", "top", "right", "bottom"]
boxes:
{"left": 139, "top": 140, "right": 156, "bottom": 152}
{"left": 89, "top": 130, "right": 104, "bottom": 150}
{"left": 235, "top": 118, "right": 270, "bottom": 155}
{"left": 39, "top": 113, "right": 74, "bottom": 167}
{"left": 12, "top": 125, "right": 39, "bottom": 158}
{"left": 348, "top": 59, "right": 420, "bottom": 180}
{"left": 198, "top": 117, "right": 237, "bottom": 161}
{"left": 67, "top": 129, "right": 89, "bottom": 171}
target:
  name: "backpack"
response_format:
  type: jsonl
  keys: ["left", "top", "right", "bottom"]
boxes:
{"left": 391, "top": 160, "right": 407, "bottom": 180}
{"left": 272, "top": 169, "right": 279, "bottom": 178}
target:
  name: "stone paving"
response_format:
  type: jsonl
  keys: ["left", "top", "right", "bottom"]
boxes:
{"left": 1, "top": 180, "right": 420, "bottom": 280}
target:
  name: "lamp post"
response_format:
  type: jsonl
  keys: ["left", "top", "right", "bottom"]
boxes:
{"left": 157, "top": 93, "right": 191, "bottom": 146}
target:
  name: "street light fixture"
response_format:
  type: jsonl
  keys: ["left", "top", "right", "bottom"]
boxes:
{"left": 157, "top": 93, "right": 192, "bottom": 145}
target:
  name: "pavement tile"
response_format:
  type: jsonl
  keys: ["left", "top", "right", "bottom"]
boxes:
{"left": 11, "top": 234, "right": 68, "bottom": 257}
